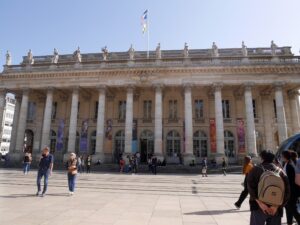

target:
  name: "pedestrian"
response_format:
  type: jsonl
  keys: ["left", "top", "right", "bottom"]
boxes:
{"left": 77, "top": 155, "right": 82, "bottom": 173}
{"left": 148, "top": 155, "right": 152, "bottom": 172}
{"left": 247, "top": 150, "right": 290, "bottom": 225}
{"left": 81, "top": 156, "right": 85, "bottom": 173}
{"left": 23, "top": 152, "right": 32, "bottom": 175}
{"left": 86, "top": 155, "right": 91, "bottom": 173}
{"left": 282, "top": 150, "right": 300, "bottom": 225}
{"left": 132, "top": 155, "right": 138, "bottom": 174}
{"left": 201, "top": 158, "right": 208, "bottom": 177}
{"left": 151, "top": 155, "right": 157, "bottom": 175}
{"left": 67, "top": 153, "right": 77, "bottom": 196}
{"left": 234, "top": 156, "right": 253, "bottom": 209}
{"left": 36, "top": 147, "right": 54, "bottom": 197}
{"left": 294, "top": 151, "right": 300, "bottom": 214}
{"left": 119, "top": 157, "right": 125, "bottom": 173}
{"left": 222, "top": 157, "right": 227, "bottom": 176}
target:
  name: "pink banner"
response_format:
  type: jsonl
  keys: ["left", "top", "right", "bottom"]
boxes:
{"left": 237, "top": 118, "right": 246, "bottom": 153}
{"left": 209, "top": 119, "right": 216, "bottom": 153}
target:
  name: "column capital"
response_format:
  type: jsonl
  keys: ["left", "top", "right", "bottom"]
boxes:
{"left": 96, "top": 85, "right": 106, "bottom": 94}
{"left": 22, "top": 88, "right": 30, "bottom": 95}
{"left": 153, "top": 83, "right": 164, "bottom": 92}
{"left": 212, "top": 82, "right": 223, "bottom": 92}
{"left": 183, "top": 82, "right": 193, "bottom": 92}
{"left": 71, "top": 86, "right": 80, "bottom": 94}
{"left": 288, "top": 90, "right": 299, "bottom": 98}
{"left": 46, "top": 87, "right": 54, "bottom": 94}
{"left": 125, "top": 84, "right": 135, "bottom": 93}
{"left": 273, "top": 81, "right": 286, "bottom": 91}
{"left": 244, "top": 82, "right": 255, "bottom": 92}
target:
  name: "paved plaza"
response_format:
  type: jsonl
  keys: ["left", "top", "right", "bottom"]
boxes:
{"left": 0, "top": 169, "right": 288, "bottom": 225}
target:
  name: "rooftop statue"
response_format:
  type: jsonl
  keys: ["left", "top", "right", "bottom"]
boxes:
{"left": 242, "top": 41, "right": 248, "bottom": 57}
{"left": 27, "top": 49, "right": 34, "bottom": 65}
{"left": 101, "top": 46, "right": 109, "bottom": 61}
{"left": 129, "top": 44, "right": 135, "bottom": 60}
{"left": 183, "top": 42, "right": 189, "bottom": 58}
{"left": 212, "top": 42, "right": 219, "bottom": 57}
{"left": 51, "top": 48, "right": 59, "bottom": 64}
{"left": 156, "top": 43, "right": 161, "bottom": 59}
{"left": 74, "top": 47, "right": 82, "bottom": 63}
{"left": 271, "top": 40, "right": 277, "bottom": 56}
{"left": 6, "top": 50, "right": 11, "bottom": 66}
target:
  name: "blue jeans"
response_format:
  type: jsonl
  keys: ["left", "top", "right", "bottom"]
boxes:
{"left": 23, "top": 162, "right": 30, "bottom": 174}
{"left": 250, "top": 209, "right": 281, "bottom": 225}
{"left": 37, "top": 170, "right": 50, "bottom": 194}
{"left": 68, "top": 173, "right": 76, "bottom": 192}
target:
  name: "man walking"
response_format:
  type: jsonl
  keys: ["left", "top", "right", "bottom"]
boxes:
{"left": 36, "top": 147, "right": 54, "bottom": 197}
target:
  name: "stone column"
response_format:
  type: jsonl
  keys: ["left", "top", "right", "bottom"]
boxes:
{"left": 154, "top": 85, "right": 163, "bottom": 160}
{"left": 14, "top": 89, "right": 29, "bottom": 160}
{"left": 0, "top": 90, "right": 6, "bottom": 136}
{"left": 65, "top": 88, "right": 79, "bottom": 160}
{"left": 288, "top": 91, "right": 300, "bottom": 134}
{"left": 124, "top": 86, "right": 133, "bottom": 156}
{"left": 40, "top": 88, "right": 53, "bottom": 148}
{"left": 183, "top": 84, "right": 195, "bottom": 164}
{"left": 261, "top": 92, "right": 274, "bottom": 150}
{"left": 95, "top": 86, "right": 106, "bottom": 162}
{"left": 9, "top": 96, "right": 21, "bottom": 153}
{"left": 274, "top": 83, "right": 288, "bottom": 144}
{"left": 214, "top": 83, "right": 225, "bottom": 161}
{"left": 244, "top": 84, "right": 257, "bottom": 157}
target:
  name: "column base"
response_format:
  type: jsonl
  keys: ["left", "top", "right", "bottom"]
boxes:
{"left": 183, "top": 154, "right": 196, "bottom": 166}
{"left": 9, "top": 152, "right": 23, "bottom": 164}
{"left": 91, "top": 153, "right": 106, "bottom": 164}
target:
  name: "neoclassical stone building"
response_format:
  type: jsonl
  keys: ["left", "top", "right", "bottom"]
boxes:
{"left": 1, "top": 43, "right": 300, "bottom": 164}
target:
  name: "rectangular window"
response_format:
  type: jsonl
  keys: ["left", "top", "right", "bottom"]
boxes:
{"left": 252, "top": 99, "right": 257, "bottom": 118}
{"left": 168, "top": 100, "right": 178, "bottom": 120}
{"left": 143, "top": 100, "right": 152, "bottom": 120}
{"left": 77, "top": 102, "right": 80, "bottom": 119}
{"left": 273, "top": 99, "right": 277, "bottom": 118}
{"left": 222, "top": 100, "right": 230, "bottom": 119}
{"left": 27, "top": 102, "right": 36, "bottom": 121}
{"left": 94, "top": 101, "right": 99, "bottom": 119}
{"left": 118, "top": 101, "right": 126, "bottom": 121}
{"left": 194, "top": 100, "right": 204, "bottom": 119}
{"left": 51, "top": 102, "right": 57, "bottom": 120}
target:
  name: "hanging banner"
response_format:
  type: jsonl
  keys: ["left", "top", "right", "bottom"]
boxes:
{"left": 56, "top": 119, "right": 64, "bottom": 151}
{"left": 209, "top": 118, "right": 216, "bottom": 153}
{"left": 237, "top": 118, "right": 246, "bottom": 153}
{"left": 183, "top": 121, "right": 185, "bottom": 153}
{"left": 105, "top": 119, "right": 113, "bottom": 153}
{"left": 80, "top": 119, "right": 88, "bottom": 152}
{"left": 132, "top": 119, "right": 138, "bottom": 153}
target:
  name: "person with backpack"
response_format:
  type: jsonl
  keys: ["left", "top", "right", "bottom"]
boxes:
{"left": 247, "top": 150, "right": 290, "bottom": 225}
{"left": 23, "top": 152, "right": 32, "bottom": 175}
{"left": 282, "top": 150, "right": 300, "bottom": 225}
{"left": 234, "top": 155, "right": 253, "bottom": 209}
{"left": 86, "top": 155, "right": 91, "bottom": 173}
{"left": 222, "top": 157, "right": 227, "bottom": 176}
{"left": 201, "top": 158, "right": 208, "bottom": 177}
{"left": 67, "top": 153, "right": 78, "bottom": 196}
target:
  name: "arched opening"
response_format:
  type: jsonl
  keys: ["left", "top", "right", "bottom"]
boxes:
{"left": 166, "top": 130, "right": 181, "bottom": 157}
{"left": 224, "top": 130, "right": 235, "bottom": 158}
{"left": 50, "top": 130, "right": 56, "bottom": 154}
{"left": 114, "top": 130, "right": 125, "bottom": 162}
{"left": 140, "top": 130, "right": 154, "bottom": 163}
{"left": 90, "top": 130, "right": 96, "bottom": 155}
{"left": 24, "top": 129, "right": 34, "bottom": 153}
{"left": 75, "top": 131, "right": 80, "bottom": 155}
{"left": 193, "top": 130, "right": 208, "bottom": 158}
{"left": 274, "top": 131, "right": 280, "bottom": 149}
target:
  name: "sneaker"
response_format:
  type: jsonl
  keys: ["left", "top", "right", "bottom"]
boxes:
{"left": 41, "top": 193, "right": 46, "bottom": 197}
{"left": 234, "top": 203, "right": 240, "bottom": 209}
{"left": 36, "top": 191, "right": 41, "bottom": 196}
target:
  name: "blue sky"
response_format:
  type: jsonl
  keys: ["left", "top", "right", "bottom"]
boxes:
{"left": 0, "top": 0, "right": 299, "bottom": 69}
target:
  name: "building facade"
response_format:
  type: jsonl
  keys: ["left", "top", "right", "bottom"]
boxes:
{"left": 1, "top": 43, "right": 300, "bottom": 164}
{"left": 0, "top": 95, "right": 15, "bottom": 155}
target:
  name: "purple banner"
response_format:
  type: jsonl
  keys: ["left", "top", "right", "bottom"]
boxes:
{"left": 56, "top": 119, "right": 64, "bottom": 151}
{"left": 80, "top": 119, "right": 88, "bottom": 152}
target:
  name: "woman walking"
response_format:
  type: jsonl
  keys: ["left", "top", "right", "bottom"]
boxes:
{"left": 234, "top": 156, "right": 253, "bottom": 209}
{"left": 67, "top": 153, "right": 78, "bottom": 196}
{"left": 23, "top": 152, "right": 32, "bottom": 175}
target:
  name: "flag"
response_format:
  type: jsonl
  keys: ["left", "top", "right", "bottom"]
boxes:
{"left": 141, "top": 10, "right": 148, "bottom": 34}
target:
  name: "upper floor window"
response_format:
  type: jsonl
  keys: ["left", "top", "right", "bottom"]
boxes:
{"left": 273, "top": 99, "right": 277, "bottom": 118}
{"left": 77, "top": 102, "right": 80, "bottom": 119}
{"left": 143, "top": 100, "right": 152, "bottom": 120}
{"left": 222, "top": 100, "right": 230, "bottom": 119}
{"left": 119, "top": 101, "right": 126, "bottom": 121}
{"left": 194, "top": 100, "right": 204, "bottom": 119}
{"left": 169, "top": 100, "right": 178, "bottom": 120}
{"left": 27, "top": 102, "right": 36, "bottom": 121}
{"left": 51, "top": 102, "right": 57, "bottom": 120}
{"left": 252, "top": 99, "right": 257, "bottom": 118}
{"left": 94, "top": 101, "right": 99, "bottom": 119}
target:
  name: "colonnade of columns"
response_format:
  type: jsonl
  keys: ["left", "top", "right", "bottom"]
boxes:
{"left": 6, "top": 82, "right": 299, "bottom": 163}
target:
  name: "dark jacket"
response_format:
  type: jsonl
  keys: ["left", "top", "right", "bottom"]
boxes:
{"left": 285, "top": 162, "right": 300, "bottom": 204}
{"left": 247, "top": 162, "right": 290, "bottom": 214}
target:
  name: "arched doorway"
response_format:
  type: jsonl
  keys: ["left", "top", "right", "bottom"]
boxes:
{"left": 193, "top": 130, "right": 208, "bottom": 158}
{"left": 140, "top": 130, "right": 154, "bottom": 163}
{"left": 166, "top": 130, "right": 181, "bottom": 157}
{"left": 50, "top": 130, "right": 56, "bottom": 154}
{"left": 114, "top": 130, "right": 125, "bottom": 162}
{"left": 274, "top": 131, "right": 279, "bottom": 149}
{"left": 24, "top": 129, "right": 34, "bottom": 153}
{"left": 90, "top": 130, "right": 96, "bottom": 155}
{"left": 224, "top": 130, "right": 235, "bottom": 158}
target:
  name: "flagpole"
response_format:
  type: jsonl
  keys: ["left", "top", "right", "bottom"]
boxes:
{"left": 147, "top": 10, "right": 150, "bottom": 59}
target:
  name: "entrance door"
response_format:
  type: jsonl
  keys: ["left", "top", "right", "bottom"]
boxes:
{"left": 140, "top": 130, "right": 154, "bottom": 163}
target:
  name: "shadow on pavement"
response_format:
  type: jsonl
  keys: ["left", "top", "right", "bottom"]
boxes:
{"left": 185, "top": 209, "right": 249, "bottom": 215}
{"left": 0, "top": 193, "right": 68, "bottom": 198}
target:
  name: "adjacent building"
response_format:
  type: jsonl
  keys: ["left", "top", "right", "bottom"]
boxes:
{"left": 1, "top": 43, "right": 300, "bottom": 164}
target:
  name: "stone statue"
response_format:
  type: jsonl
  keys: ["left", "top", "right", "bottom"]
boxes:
{"left": 156, "top": 43, "right": 161, "bottom": 59}
{"left": 183, "top": 42, "right": 189, "bottom": 58}
{"left": 212, "top": 42, "right": 219, "bottom": 57}
{"left": 51, "top": 48, "right": 59, "bottom": 64}
{"left": 129, "top": 44, "right": 135, "bottom": 60}
{"left": 241, "top": 41, "right": 248, "bottom": 57}
{"left": 27, "top": 49, "right": 34, "bottom": 65}
{"left": 5, "top": 51, "right": 11, "bottom": 66}
{"left": 101, "top": 46, "right": 109, "bottom": 61}
{"left": 271, "top": 40, "right": 277, "bottom": 56}
{"left": 74, "top": 47, "right": 82, "bottom": 63}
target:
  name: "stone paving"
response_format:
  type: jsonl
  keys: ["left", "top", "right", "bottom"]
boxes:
{"left": 0, "top": 169, "right": 288, "bottom": 225}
